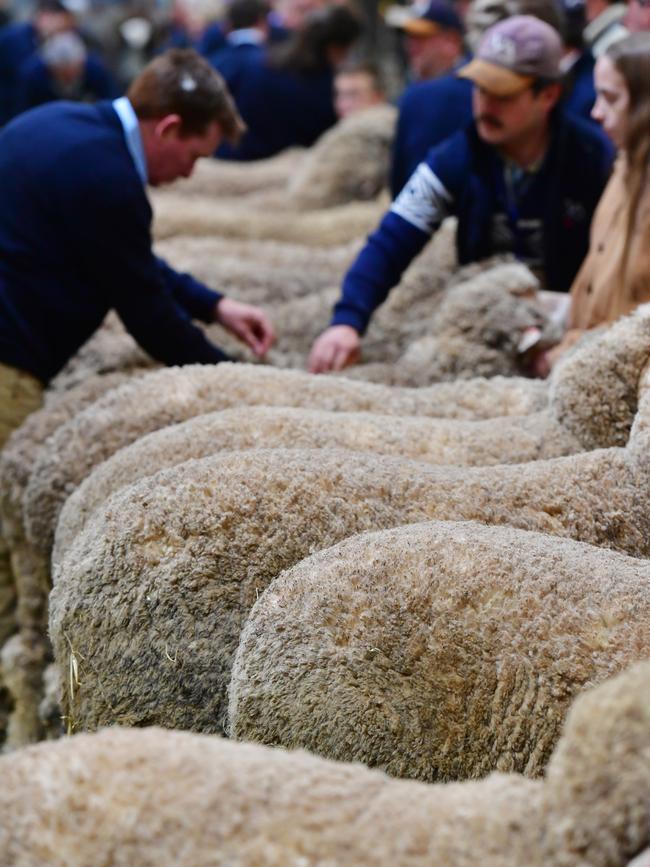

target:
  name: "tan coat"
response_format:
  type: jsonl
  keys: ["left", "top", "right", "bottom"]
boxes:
{"left": 557, "top": 158, "right": 650, "bottom": 354}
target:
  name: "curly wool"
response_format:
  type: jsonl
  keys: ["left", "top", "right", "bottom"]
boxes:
{"left": 229, "top": 520, "right": 650, "bottom": 781}
{"left": 1, "top": 661, "right": 650, "bottom": 866}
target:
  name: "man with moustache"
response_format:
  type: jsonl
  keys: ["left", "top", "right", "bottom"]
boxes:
{"left": 308, "top": 15, "right": 614, "bottom": 373}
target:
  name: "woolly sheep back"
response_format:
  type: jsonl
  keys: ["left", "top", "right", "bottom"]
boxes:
{"left": 229, "top": 520, "right": 650, "bottom": 781}
{"left": 24, "top": 363, "right": 548, "bottom": 556}
{"left": 50, "top": 432, "right": 650, "bottom": 735}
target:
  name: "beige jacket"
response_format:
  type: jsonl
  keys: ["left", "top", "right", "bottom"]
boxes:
{"left": 555, "top": 158, "right": 650, "bottom": 355}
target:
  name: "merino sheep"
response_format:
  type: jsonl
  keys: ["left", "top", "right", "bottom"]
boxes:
{"left": 47, "top": 307, "right": 650, "bottom": 734}
{"left": 151, "top": 192, "right": 386, "bottom": 244}
{"left": 49, "top": 398, "right": 650, "bottom": 736}
{"left": 2, "top": 661, "right": 650, "bottom": 867}
{"left": 285, "top": 104, "right": 397, "bottom": 209}
{"left": 167, "top": 147, "right": 301, "bottom": 198}
{"left": 0, "top": 369, "right": 145, "bottom": 751}
{"left": 154, "top": 235, "right": 361, "bottom": 306}
{"left": 229, "top": 520, "right": 650, "bottom": 781}
{"left": 165, "top": 105, "right": 395, "bottom": 210}
{"left": 54, "top": 405, "right": 582, "bottom": 560}
{"left": 24, "top": 362, "right": 549, "bottom": 561}
{"left": 265, "top": 260, "right": 544, "bottom": 374}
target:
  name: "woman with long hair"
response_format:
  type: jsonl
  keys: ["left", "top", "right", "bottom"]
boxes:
{"left": 544, "top": 33, "right": 650, "bottom": 367}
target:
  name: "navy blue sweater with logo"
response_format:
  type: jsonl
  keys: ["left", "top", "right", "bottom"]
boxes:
{"left": 0, "top": 100, "right": 230, "bottom": 383}
{"left": 333, "top": 111, "right": 614, "bottom": 334}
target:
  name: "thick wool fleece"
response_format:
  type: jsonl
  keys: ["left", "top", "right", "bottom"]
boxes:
{"left": 24, "top": 363, "right": 548, "bottom": 558}
{"left": 50, "top": 413, "right": 650, "bottom": 735}
{"left": 0, "top": 371, "right": 137, "bottom": 751}
{"left": 155, "top": 235, "right": 360, "bottom": 306}
{"left": 286, "top": 105, "right": 397, "bottom": 209}
{"left": 167, "top": 147, "right": 300, "bottom": 198}
{"left": 151, "top": 193, "right": 386, "bottom": 244}
{"left": 229, "top": 521, "right": 650, "bottom": 781}
{"left": 53, "top": 405, "right": 581, "bottom": 561}
{"left": 1, "top": 662, "right": 650, "bottom": 866}
{"left": 264, "top": 261, "right": 544, "bottom": 374}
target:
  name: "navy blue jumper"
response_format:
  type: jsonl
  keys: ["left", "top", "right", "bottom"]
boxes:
{"left": 0, "top": 100, "right": 230, "bottom": 384}
{"left": 333, "top": 111, "right": 614, "bottom": 334}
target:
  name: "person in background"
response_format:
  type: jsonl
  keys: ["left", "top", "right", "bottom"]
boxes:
{"left": 391, "top": 0, "right": 467, "bottom": 80}
{"left": 0, "top": 0, "right": 75, "bottom": 124}
{"left": 209, "top": 0, "right": 270, "bottom": 92}
{"left": 308, "top": 15, "right": 613, "bottom": 373}
{"left": 536, "top": 33, "right": 650, "bottom": 373}
{"left": 15, "top": 30, "right": 117, "bottom": 114}
{"left": 333, "top": 58, "right": 386, "bottom": 118}
{"left": 268, "top": 0, "right": 329, "bottom": 41}
{"left": 0, "top": 49, "right": 275, "bottom": 440}
{"left": 216, "top": 4, "right": 362, "bottom": 160}
{"left": 625, "top": 0, "right": 650, "bottom": 33}
{"left": 583, "top": 0, "right": 628, "bottom": 55}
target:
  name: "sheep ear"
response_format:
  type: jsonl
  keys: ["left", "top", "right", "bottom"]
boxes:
{"left": 542, "top": 661, "right": 650, "bottom": 865}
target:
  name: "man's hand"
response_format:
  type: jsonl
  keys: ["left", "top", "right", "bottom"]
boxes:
{"left": 308, "top": 325, "right": 360, "bottom": 373}
{"left": 215, "top": 297, "right": 275, "bottom": 358}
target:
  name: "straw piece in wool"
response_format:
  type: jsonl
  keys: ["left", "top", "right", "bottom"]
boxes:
{"left": 229, "top": 520, "right": 650, "bottom": 781}
{"left": 50, "top": 384, "right": 650, "bottom": 736}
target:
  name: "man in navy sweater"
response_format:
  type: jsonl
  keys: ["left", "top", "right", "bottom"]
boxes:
{"left": 309, "top": 15, "right": 614, "bottom": 373}
{"left": 0, "top": 48, "right": 275, "bottom": 442}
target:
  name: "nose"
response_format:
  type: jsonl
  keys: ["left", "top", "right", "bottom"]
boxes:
{"left": 591, "top": 97, "right": 604, "bottom": 124}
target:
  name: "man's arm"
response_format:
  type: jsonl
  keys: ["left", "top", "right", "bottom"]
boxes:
{"left": 157, "top": 257, "right": 275, "bottom": 357}
{"left": 309, "top": 161, "right": 453, "bottom": 373}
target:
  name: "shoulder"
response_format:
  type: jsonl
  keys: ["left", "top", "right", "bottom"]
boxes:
{"left": 424, "top": 126, "right": 474, "bottom": 179}
{"left": 556, "top": 111, "right": 615, "bottom": 167}
{"left": 398, "top": 74, "right": 471, "bottom": 112}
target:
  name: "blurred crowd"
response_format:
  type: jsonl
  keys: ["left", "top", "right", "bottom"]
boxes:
{"left": 1, "top": 0, "right": 648, "bottom": 160}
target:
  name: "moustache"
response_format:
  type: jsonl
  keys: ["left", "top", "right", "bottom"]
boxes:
{"left": 476, "top": 115, "right": 504, "bottom": 129}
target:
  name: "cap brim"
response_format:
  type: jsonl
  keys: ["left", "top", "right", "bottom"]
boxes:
{"left": 457, "top": 58, "right": 533, "bottom": 96}
{"left": 400, "top": 18, "right": 441, "bottom": 36}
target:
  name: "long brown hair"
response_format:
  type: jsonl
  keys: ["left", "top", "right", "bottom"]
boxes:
{"left": 606, "top": 34, "right": 650, "bottom": 279}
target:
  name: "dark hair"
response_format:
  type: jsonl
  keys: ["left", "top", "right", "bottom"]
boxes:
{"left": 127, "top": 48, "right": 245, "bottom": 142}
{"left": 36, "top": 0, "right": 70, "bottom": 13}
{"left": 269, "top": 5, "right": 363, "bottom": 74}
{"left": 335, "top": 58, "right": 384, "bottom": 92}
{"left": 227, "top": 0, "right": 270, "bottom": 32}
{"left": 606, "top": 34, "right": 650, "bottom": 279}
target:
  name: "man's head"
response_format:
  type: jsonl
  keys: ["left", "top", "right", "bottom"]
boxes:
{"left": 458, "top": 15, "right": 563, "bottom": 148}
{"left": 34, "top": 0, "right": 75, "bottom": 40}
{"left": 227, "top": 0, "right": 270, "bottom": 33}
{"left": 334, "top": 60, "right": 385, "bottom": 118}
{"left": 128, "top": 49, "right": 245, "bottom": 186}
{"left": 40, "top": 31, "right": 86, "bottom": 90}
{"left": 393, "top": 0, "right": 465, "bottom": 79}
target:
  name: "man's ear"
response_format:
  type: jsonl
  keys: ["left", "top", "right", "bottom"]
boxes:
{"left": 541, "top": 82, "right": 563, "bottom": 110}
{"left": 153, "top": 114, "right": 183, "bottom": 139}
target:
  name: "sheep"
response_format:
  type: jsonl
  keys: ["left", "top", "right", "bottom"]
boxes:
{"left": 0, "top": 370, "right": 144, "bottom": 750}
{"left": 167, "top": 147, "right": 302, "bottom": 198}
{"left": 166, "top": 104, "right": 395, "bottom": 210}
{"left": 228, "top": 520, "right": 650, "bottom": 782}
{"left": 1, "top": 661, "right": 650, "bottom": 867}
{"left": 48, "top": 343, "right": 650, "bottom": 738}
{"left": 53, "top": 405, "right": 582, "bottom": 561}
{"left": 285, "top": 104, "right": 397, "bottom": 209}
{"left": 151, "top": 192, "right": 387, "bottom": 244}
{"left": 23, "top": 362, "right": 549, "bottom": 563}
{"left": 154, "top": 235, "right": 361, "bottom": 306}
{"left": 264, "top": 260, "right": 544, "bottom": 374}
